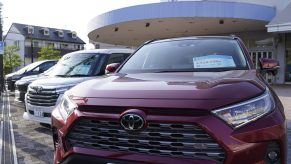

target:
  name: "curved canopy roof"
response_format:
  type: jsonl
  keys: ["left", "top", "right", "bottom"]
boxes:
{"left": 88, "top": 1, "right": 275, "bottom": 46}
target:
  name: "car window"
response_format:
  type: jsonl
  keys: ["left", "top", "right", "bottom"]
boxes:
{"left": 107, "top": 53, "right": 130, "bottom": 65}
{"left": 32, "top": 66, "right": 40, "bottom": 73}
{"left": 50, "top": 53, "right": 101, "bottom": 77}
{"left": 16, "top": 61, "right": 45, "bottom": 74}
{"left": 40, "top": 61, "right": 56, "bottom": 71}
{"left": 119, "top": 39, "right": 248, "bottom": 73}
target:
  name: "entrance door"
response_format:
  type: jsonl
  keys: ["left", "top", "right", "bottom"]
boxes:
{"left": 249, "top": 51, "right": 274, "bottom": 83}
{"left": 285, "top": 50, "right": 291, "bottom": 83}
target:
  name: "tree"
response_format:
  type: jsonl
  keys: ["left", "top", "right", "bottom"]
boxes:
{"left": 38, "top": 45, "right": 61, "bottom": 60}
{"left": 3, "top": 45, "right": 22, "bottom": 74}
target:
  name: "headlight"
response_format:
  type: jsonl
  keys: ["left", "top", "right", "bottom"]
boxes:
{"left": 59, "top": 93, "right": 78, "bottom": 120}
{"left": 59, "top": 92, "right": 87, "bottom": 120}
{"left": 212, "top": 88, "right": 275, "bottom": 129}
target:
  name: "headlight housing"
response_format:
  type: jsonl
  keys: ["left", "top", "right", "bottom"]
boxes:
{"left": 59, "top": 93, "right": 77, "bottom": 120}
{"left": 59, "top": 92, "right": 87, "bottom": 120}
{"left": 212, "top": 88, "right": 275, "bottom": 129}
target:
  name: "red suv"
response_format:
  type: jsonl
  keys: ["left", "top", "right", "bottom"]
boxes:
{"left": 52, "top": 36, "right": 286, "bottom": 164}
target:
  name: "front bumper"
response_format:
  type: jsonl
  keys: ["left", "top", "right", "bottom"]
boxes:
{"left": 24, "top": 94, "right": 63, "bottom": 124}
{"left": 52, "top": 107, "right": 287, "bottom": 164}
{"left": 59, "top": 154, "right": 138, "bottom": 164}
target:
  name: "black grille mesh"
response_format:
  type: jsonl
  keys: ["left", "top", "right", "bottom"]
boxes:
{"left": 27, "top": 88, "right": 58, "bottom": 106}
{"left": 67, "top": 119, "right": 225, "bottom": 163}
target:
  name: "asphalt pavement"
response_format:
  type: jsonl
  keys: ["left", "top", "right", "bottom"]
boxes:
{"left": 1, "top": 92, "right": 53, "bottom": 164}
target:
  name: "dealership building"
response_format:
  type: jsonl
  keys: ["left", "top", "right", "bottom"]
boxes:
{"left": 88, "top": 0, "right": 291, "bottom": 84}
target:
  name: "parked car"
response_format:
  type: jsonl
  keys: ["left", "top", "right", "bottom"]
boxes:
{"left": 51, "top": 36, "right": 286, "bottom": 164}
{"left": 5, "top": 60, "right": 57, "bottom": 91}
{"left": 14, "top": 66, "right": 55, "bottom": 102}
{"left": 24, "top": 49, "right": 133, "bottom": 125}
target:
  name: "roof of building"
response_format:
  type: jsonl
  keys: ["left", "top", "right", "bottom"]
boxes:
{"left": 12, "top": 23, "right": 86, "bottom": 44}
{"left": 88, "top": 1, "right": 275, "bottom": 46}
{"left": 268, "top": 2, "right": 291, "bottom": 26}
{"left": 266, "top": 2, "right": 291, "bottom": 32}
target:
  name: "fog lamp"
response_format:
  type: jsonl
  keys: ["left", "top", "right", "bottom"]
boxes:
{"left": 267, "top": 151, "right": 279, "bottom": 162}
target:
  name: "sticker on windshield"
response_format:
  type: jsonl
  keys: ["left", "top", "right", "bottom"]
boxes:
{"left": 193, "top": 55, "right": 236, "bottom": 68}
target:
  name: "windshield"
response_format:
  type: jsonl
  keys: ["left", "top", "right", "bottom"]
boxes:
{"left": 16, "top": 61, "right": 45, "bottom": 74}
{"left": 119, "top": 39, "right": 248, "bottom": 73}
{"left": 49, "top": 52, "right": 101, "bottom": 77}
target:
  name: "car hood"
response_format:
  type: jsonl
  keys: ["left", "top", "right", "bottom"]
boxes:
{"left": 16, "top": 74, "right": 48, "bottom": 85}
{"left": 71, "top": 70, "right": 266, "bottom": 102}
{"left": 5, "top": 72, "right": 20, "bottom": 79}
{"left": 5, "top": 72, "right": 16, "bottom": 78}
{"left": 29, "top": 76, "right": 98, "bottom": 87}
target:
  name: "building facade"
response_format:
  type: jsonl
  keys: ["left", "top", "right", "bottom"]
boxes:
{"left": 4, "top": 23, "right": 85, "bottom": 65}
{"left": 87, "top": 0, "right": 291, "bottom": 84}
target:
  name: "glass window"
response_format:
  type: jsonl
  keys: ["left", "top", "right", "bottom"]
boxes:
{"left": 285, "top": 51, "right": 291, "bottom": 82}
{"left": 47, "top": 43, "right": 54, "bottom": 47}
{"left": 50, "top": 52, "right": 101, "bottom": 77}
{"left": 32, "top": 66, "right": 40, "bottom": 73}
{"left": 16, "top": 61, "right": 46, "bottom": 74}
{"left": 286, "top": 34, "right": 291, "bottom": 49}
{"left": 119, "top": 39, "right": 248, "bottom": 73}
{"left": 14, "top": 41, "right": 20, "bottom": 48}
{"left": 39, "top": 61, "right": 57, "bottom": 72}
{"left": 107, "top": 53, "right": 130, "bottom": 65}
{"left": 61, "top": 44, "right": 68, "bottom": 49}
{"left": 33, "top": 41, "right": 39, "bottom": 47}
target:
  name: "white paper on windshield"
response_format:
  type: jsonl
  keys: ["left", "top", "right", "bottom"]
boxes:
{"left": 193, "top": 55, "right": 236, "bottom": 68}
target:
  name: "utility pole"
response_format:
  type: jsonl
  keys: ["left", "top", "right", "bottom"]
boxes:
{"left": 0, "top": 2, "right": 4, "bottom": 93}
{"left": 30, "top": 33, "right": 34, "bottom": 63}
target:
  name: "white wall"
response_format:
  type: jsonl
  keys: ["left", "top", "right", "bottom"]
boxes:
{"left": 4, "top": 25, "right": 25, "bottom": 65}
{"left": 161, "top": 0, "right": 291, "bottom": 13}
{"left": 275, "top": 34, "right": 286, "bottom": 84}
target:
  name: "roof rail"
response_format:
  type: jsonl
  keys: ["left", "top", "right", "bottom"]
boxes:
{"left": 229, "top": 34, "right": 237, "bottom": 39}
{"left": 143, "top": 39, "right": 157, "bottom": 45}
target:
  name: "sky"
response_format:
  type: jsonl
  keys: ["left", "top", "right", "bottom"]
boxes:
{"left": 1, "top": 0, "right": 159, "bottom": 48}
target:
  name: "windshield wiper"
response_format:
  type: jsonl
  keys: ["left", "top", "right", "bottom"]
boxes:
{"left": 55, "top": 75, "right": 67, "bottom": 77}
{"left": 65, "top": 74, "right": 91, "bottom": 77}
{"left": 151, "top": 68, "right": 244, "bottom": 73}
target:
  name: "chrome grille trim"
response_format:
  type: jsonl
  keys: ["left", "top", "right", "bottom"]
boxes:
{"left": 27, "top": 87, "right": 58, "bottom": 107}
{"left": 67, "top": 119, "right": 225, "bottom": 163}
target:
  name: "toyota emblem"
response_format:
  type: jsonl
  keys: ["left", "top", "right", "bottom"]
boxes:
{"left": 120, "top": 114, "right": 144, "bottom": 131}
{"left": 31, "top": 86, "right": 43, "bottom": 93}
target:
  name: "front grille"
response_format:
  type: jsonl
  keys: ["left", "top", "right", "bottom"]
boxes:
{"left": 67, "top": 119, "right": 226, "bottom": 163}
{"left": 27, "top": 88, "right": 59, "bottom": 106}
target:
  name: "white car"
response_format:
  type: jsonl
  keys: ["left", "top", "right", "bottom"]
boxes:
{"left": 23, "top": 49, "right": 134, "bottom": 124}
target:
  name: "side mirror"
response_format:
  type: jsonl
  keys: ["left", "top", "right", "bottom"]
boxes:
{"left": 259, "top": 58, "right": 279, "bottom": 75}
{"left": 105, "top": 63, "right": 120, "bottom": 74}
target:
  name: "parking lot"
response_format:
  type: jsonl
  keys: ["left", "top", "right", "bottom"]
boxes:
{"left": 0, "top": 85, "right": 291, "bottom": 164}
{"left": 1, "top": 92, "right": 54, "bottom": 164}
